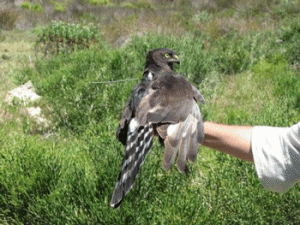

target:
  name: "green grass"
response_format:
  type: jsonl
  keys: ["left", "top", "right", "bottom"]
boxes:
{"left": 0, "top": 30, "right": 36, "bottom": 101}
{"left": 1, "top": 3, "right": 300, "bottom": 224}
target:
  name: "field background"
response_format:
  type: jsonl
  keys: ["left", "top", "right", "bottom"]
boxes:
{"left": 1, "top": 0, "right": 300, "bottom": 224}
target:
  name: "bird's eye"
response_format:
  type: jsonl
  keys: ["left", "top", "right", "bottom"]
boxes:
{"left": 164, "top": 53, "right": 171, "bottom": 58}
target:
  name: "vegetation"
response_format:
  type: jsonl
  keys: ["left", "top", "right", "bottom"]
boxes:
{"left": 35, "top": 21, "right": 102, "bottom": 56}
{"left": 1, "top": 0, "right": 300, "bottom": 224}
{"left": 87, "top": 0, "right": 112, "bottom": 5}
{"left": 20, "top": 2, "right": 31, "bottom": 10}
{"left": 0, "top": 10, "right": 19, "bottom": 30}
{"left": 54, "top": 2, "right": 66, "bottom": 12}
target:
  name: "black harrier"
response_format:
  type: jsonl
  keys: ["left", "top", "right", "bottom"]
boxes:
{"left": 111, "top": 48, "right": 205, "bottom": 208}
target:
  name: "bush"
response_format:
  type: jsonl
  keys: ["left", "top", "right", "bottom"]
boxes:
{"left": 32, "top": 3, "right": 43, "bottom": 12}
{"left": 212, "top": 32, "right": 273, "bottom": 74}
{"left": 88, "top": 0, "right": 111, "bottom": 5}
{"left": 21, "top": 2, "right": 43, "bottom": 12}
{"left": 35, "top": 21, "right": 102, "bottom": 56}
{"left": 54, "top": 2, "right": 66, "bottom": 12}
{"left": 121, "top": 1, "right": 154, "bottom": 10}
{"left": 21, "top": 2, "right": 31, "bottom": 10}
{"left": 276, "top": 17, "right": 300, "bottom": 65}
{"left": 194, "top": 11, "right": 213, "bottom": 22}
{"left": 270, "top": 0, "right": 300, "bottom": 20}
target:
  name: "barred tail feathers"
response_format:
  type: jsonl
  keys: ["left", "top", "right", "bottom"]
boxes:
{"left": 110, "top": 123, "right": 153, "bottom": 208}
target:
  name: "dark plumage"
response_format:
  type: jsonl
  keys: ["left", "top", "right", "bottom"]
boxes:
{"left": 111, "top": 48, "right": 205, "bottom": 208}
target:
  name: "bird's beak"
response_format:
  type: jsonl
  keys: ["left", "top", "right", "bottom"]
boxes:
{"left": 170, "top": 55, "right": 180, "bottom": 64}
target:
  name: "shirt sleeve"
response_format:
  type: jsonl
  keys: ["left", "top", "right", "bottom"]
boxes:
{"left": 251, "top": 122, "right": 300, "bottom": 193}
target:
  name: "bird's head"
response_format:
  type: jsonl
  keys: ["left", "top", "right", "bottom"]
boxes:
{"left": 145, "top": 48, "right": 180, "bottom": 71}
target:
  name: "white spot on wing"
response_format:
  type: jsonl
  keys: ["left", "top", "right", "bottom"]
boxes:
{"left": 149, "top": 105, "right": 161, "bottom": 113}
{"left": 148, "top": 72, "right": 153, "bottom": 80}
{"left": 129, "top": 118, "right": 139, "bottom": 132}
{"left": 122, "top": 172, "right": 128, "bottom": 182}
{"left": 130, "top": 142, "right": 134, "bottom": 148}
{"left": 167, "top": 124, "right": 180, "bottom": 136}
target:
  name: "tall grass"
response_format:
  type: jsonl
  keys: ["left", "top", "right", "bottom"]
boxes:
{"left": 1, "top": 7, "right": 300, "bottom": 225}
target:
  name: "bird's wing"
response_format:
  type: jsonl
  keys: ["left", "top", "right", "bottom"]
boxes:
{"left": 136, "top": 73, "right": 203, "bottom": 125}
{"left": 192, "top": 84, "right": 205, "bottom": 105}
{"left": 116, "top": 98, "right": 132, "bottom": 146}
{"left": 162, "top": 103, "right": 202, "bottom": 173}
{"left": 116, "top": 80, "right": 150, "bottom": 146}
{"left": 136, "top": 73, "right": 205, "bottom": 172}
{"left": 112, "top": 79, "right": 153, "bottom": 208}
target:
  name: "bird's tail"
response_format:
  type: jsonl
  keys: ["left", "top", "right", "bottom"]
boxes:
{"left": 110, "top": 124, "right": 153, "bottom": 208}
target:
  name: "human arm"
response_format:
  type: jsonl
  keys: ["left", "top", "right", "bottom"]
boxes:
{"left": 202, "top": 121, "right": 254, "bottom": 162}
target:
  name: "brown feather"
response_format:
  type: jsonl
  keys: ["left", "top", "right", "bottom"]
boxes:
{"left": 163, "top": 136, "right": 179, "bottom": 171}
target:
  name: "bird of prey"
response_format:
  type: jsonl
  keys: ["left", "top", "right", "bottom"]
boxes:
{"left": 111, "top": 48, "right": 205, "bottom": 208}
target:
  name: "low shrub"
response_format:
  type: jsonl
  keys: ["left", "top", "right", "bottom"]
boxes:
{"left": 276, "top": 17, "right": 300, "bottom": 65}
{"left": 21, "top": 2, "right": 31, "bottom": 10}
{"left": 270, "top": 0, "right": 300, "bottom": 20}
{"left": 35, "top": 21, "right": 102, "bottom": 56}
{"left": 87, "top": 0, "right": 111, "bottom": 5}
{"left": 54, "top": 2, "right": 66, "bottom": 12}
{"left": 122, "top": 0, "right": 154, "bottom": 9}
{"left": 21, "top": 2, "right": 43, "bottom": 12}
{"left": 212, "top": 31, "right": 273, "bottom": 74}
{"left": 32, "top": 3, "right": 43, "bottom": 12}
